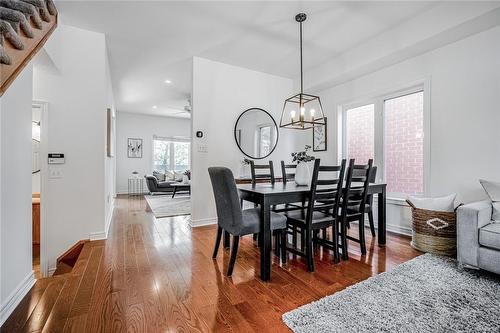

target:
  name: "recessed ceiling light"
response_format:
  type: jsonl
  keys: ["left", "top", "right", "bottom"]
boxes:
{"left": 164, "top": 79, "right": 172, "bottom": 84}
{"left": 152, "top": 105, "right": 157, "bottom": 109}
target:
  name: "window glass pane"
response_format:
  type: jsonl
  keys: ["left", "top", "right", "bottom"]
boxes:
{"left": 173, "top": 142, "right": 190, "bottom": 171}
{"left": 153, "top": 140, "right": 170, "bottom": 172}
{"left": 346, "top": 104, "right": 375, "bottom": 163}
{"left": 259, "top": 126, "right": 271, "bottom": 157}
{"left": 384, "top": 91, "right": 424, "bottom": 194}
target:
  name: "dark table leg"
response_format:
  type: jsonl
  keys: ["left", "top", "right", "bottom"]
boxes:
{"left": 377, "top": 187, "right": 386, "bottom": 245}
{"left": 171, "top": 187, "right": 177, "bottom": 198}
{"left": 259, "top": 197, "right": 271, "bottom": 281}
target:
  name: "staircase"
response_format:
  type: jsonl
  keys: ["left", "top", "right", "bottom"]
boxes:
{"left": 0, "top": 240, "right": 105, "bottom": 332}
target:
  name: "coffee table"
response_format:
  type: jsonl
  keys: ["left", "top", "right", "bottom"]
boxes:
{"left": 171, "top": 183, "right": 191, "bottom": 198}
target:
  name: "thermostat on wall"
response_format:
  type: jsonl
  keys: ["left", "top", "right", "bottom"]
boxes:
{"left": 48, "top": 153, "right": 65, "bottom": 164}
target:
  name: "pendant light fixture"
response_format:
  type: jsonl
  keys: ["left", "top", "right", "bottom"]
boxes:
{"left": 280, "top": 13, "right": 325, "bottom": 130}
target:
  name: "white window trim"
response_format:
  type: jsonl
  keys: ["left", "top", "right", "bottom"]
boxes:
{"left": 339, "top": 78, "right": 431, "bottom": 198}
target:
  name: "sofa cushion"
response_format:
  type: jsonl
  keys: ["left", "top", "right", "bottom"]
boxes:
{"left": 157, "top": 181, "right": 175, "bottom": 188}
{"left": 153, "top": 170, "right": 165, "bottom": 182}
{"left": 479, "top": 222, "right": 500, "bottom": 250}
{"left": 480, "top": 179, "right": 500, "bottom": 222}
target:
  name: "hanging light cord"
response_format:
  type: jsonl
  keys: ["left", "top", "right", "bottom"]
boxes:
{"left": 299, "top": 19, "right": 303, "bottom": 94}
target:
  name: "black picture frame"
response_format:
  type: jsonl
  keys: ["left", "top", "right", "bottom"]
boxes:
{"left": 127, "top": 138, "right": 143, "bottom": 158}
{"left": 313, "top": 117, "right": 327, "bottom": 152}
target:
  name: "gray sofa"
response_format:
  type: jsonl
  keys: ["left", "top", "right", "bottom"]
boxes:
{"left": 457, "top": 200, "right": 500, "bottom": 274}
{"left": 144, "top": 175, "right": 177, "bottom": 194}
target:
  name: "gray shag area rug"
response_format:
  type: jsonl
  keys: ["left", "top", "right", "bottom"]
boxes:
{"left": 144, "top": 195, "right": 190, "bottom": 218}
{"left": 283, "top": 254, "right": 500, "bottom": 333}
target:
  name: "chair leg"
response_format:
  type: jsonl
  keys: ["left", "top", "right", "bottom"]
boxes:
{"left": 227, "top": 235, "right": 240, "bottom": 276}
{"left": 333, "top": 223, "right": 340, "bottom": 264}
{"left": 253, "top": 233, "right": 258, "bottom": 241}
{"left": 274, "top": 232, "right": 280, "bottom": 257}
{"left": 305, "top": 229, "right": 314, "bottom": 272}
{"left": 223, "top": 230, "right": 230, "bottom": 249}
{"left": 368, "top": 211, "right": 376, "bottom": 237}
{"left": 300, "top": 229, "right": 306, "bottom": 252}
{"left": 359, "top": 217, "right": 367, "bottom": 255}
{"left": 341, "top": 220, "right": 349, "bottom": 260}
{"left": 212, "top": 226, "right": 223, "bottom": 259}
{"left": 292, "top": 226, "right": 298, "bottom": 248}
{"left": 280, "top": 231, "right": 287, "bottom": 264}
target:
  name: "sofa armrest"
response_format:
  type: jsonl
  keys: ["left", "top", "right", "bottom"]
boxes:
{"left": 457, "top": 200, "right": 492, "bottom": 267}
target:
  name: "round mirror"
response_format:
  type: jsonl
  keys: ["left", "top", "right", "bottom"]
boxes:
{"left": 234, "top": 108, "right": 279, "bottom": 159}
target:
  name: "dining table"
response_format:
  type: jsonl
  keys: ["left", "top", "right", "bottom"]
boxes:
{"left": 237, "top": 182, "right": 387, "bottom": 281}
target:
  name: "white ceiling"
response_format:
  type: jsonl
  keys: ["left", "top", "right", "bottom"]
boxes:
{"left": 56, "top": 1, "right": 438, "bottom": 118}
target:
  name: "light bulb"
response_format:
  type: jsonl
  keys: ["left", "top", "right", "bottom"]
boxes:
{"left": 300, "top": 106, "right": 305, "bottom": 115}
{"left": 290, "top": 110, "right": 296, "bottom": 120}
{"left": 310, "top": 109, "right": 315, "bottom": 120}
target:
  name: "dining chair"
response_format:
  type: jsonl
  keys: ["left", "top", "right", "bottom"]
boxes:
{"left": 353, "top": 166, "right": 378, "bottom": 237}
{"left": 283, "top": 159, "right": 347, "bottom": 271}
{"left": 338, "top": 159, "right": 373, "bottom": 259}
{"left": 250, "top": 160, "right": 275, "bottom": 185}
{"left": 208, "top": 167, "right": 287, "bottom": 276}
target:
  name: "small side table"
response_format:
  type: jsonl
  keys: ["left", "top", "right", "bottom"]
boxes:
{"left": 128, "top": 177, "right": 144, "bottom": 196}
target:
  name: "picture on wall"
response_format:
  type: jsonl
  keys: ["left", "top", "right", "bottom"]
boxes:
{"left": 127, "top": 138, "right": 143, "bottom": 158}
{"left": 313, "top": 117, "right": 327, "bottom": 152}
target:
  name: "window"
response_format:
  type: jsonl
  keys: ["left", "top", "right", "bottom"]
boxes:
{"left": 342, "top": 87, "right": 426, "bottom": 196}
{"left": 153, "top": 137, "right": 190, "bottom": 172}
{"left": 258, "top": 125, "right": 272, "bottom": 157}
{"left": 345, "top": 104, "right": 375, "bottom": 162}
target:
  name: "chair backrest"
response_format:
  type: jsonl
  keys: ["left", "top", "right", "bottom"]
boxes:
{"left": 208, "top": 167, "right": 243, "bottom": 231}
{"left": 250, "top": 160, "right": 275, "bottom": 186}
{"left": 304, "top": 159, "right": 347, "bottom": 225}
{"left": 352, "top": 165, "right": 377, "bottom": 183}
{"left": 341, "top": 159, "right": 373, "bottom": 217}
{"left": 281, "top": 161, "right": 297, "bottom": 184}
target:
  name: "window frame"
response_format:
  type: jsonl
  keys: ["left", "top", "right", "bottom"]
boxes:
{"left": 152, "top": 136, "right": 191, "bottom": 173}
{"left": 340, "top": 80, "right": 431, "bottom": 198}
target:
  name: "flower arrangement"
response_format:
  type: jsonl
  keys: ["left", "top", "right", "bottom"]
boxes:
{"left": 183, "top": 170, "right": 191, "bottom": 180}
{"left": 291, "top": 145, "right": 315, "bottom": 163}
{"left": 241, "top": 158, "right": 252, "bottom": 165}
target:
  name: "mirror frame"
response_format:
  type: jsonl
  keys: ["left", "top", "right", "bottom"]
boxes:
{"left": 234, "top": 107, "right": 279, "bottom": 160}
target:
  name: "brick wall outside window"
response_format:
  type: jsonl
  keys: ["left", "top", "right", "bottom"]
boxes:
{"left": 346, "top": 104, "right": 374, "bottom": 164}
{"left": 384, "top": 91, "right": 424, "bottom": 194}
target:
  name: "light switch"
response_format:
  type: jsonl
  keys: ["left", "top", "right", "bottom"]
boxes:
{"left": 49, "top": 167, "right": 64, "bottom": 179}
{"left": 197, "top": 144, "right": 208, "bottom": 153}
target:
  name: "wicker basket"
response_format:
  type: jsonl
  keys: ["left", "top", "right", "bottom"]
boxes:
{"left": 406, "top": 200, "right": 459, "bottom": 257}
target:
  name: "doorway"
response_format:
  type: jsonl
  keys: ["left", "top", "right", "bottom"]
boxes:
{"left": 32, "top": 101, "right": 48, "bottom": 278}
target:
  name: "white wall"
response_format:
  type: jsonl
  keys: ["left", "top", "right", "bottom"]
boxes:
{"left": 33, "top": 24, "right": 113, "bottom": 273}
{"left": 313, "top": 26, "right": 500, "bottom": 234}
{"left": 104, "top": 47, "right": 116, "bottom": 233}
{"left": 115, "top": 112, "right": 191, "bottom": 194}
{"left": 191, "top": 57, "right": 306, "bottom": 226}
{"left": 0, "top": 65, "right": 35, "bottom": 325}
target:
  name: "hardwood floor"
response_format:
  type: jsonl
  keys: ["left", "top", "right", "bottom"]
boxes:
{"left": 2, "top": 196, "right": 421, "bottom": 332}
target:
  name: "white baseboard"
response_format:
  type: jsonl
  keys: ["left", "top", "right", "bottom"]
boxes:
{"left": 89, "top": 231, "right": 107, "bottom": 241}
{"left": 105, "top": 200, "right": 115, "bottom": 238}
{"left": 0, "top": 271, "right": 36, "bottom": 326}
{"left": 386, "top": 224, "right": 412, "bottom": 236}
{"left": 189, "top": 217, "right": 217, "bottom": 228}
{"left": 48, "top": 267, "right": 56, "bottom": 276}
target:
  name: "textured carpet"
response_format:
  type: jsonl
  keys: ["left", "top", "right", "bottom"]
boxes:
{"left": 283, "top": 254, "right": 500, "bottom": 333}
{"left": 144, "top": 195, "right": 190, "bottom": 218}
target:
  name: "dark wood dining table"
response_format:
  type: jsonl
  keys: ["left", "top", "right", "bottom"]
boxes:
{"left": 237, "top": 182, "right": 387, "bottom": 281}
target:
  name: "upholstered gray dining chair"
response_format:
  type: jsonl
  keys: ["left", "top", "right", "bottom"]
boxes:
{"left": 208, "top": 167, "right": 287, "bottom": 276}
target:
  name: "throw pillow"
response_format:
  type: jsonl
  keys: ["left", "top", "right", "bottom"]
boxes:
{"left": 153, "top": 170, "right": 165, "bottom": 182}
{"left": 407, "top": 194, "right": 456, "bottom": 212}
{"left": 174, "top": 171, "right": 183, "bottom": 182}
{"left": 479, "top": 179, "right": 500, "bottom": 222}
{"left": 165, "top": 171, "right": 175, "bottom": 181}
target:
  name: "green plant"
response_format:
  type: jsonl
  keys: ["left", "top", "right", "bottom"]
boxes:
{"left": 291, "top": 145, "right": 315, "bottom": 163}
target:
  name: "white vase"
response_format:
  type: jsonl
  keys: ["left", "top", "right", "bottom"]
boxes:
{"left": 182, "top": 175, "right": 189, "bottom": 184}
{"left": 295, "top": 161, "right": 313, "bottom": 186}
